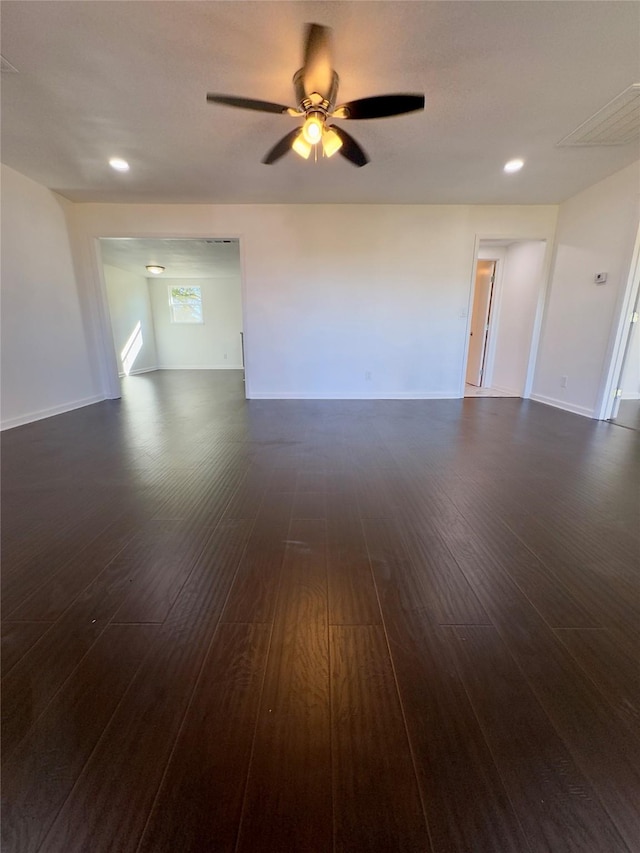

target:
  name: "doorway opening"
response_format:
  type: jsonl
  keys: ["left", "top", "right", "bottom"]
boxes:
{"left": 465, "top": 259, "right": 497, "bottom": 393}
{"left": 97, "top": 238, "right": 245, "bottom": 394}
{"left": 464, "top": 239, "right": 547, "bottom": 398}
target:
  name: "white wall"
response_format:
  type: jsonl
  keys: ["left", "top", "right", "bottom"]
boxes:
{"left": 149, "top": 276, "right": 243, "bottom": 369}
{"left": 103, "top": 264, "right": 158, "bottom": 376}
{"left": 6, "top": 168, "right": 636, "bottom": 416}
{"left": 67, "top": 202, "right": 558, "bottom": 399}
{"left": 1, "top": 165, "right": 98, "bottom": 429}
{"left": 491, "top": 241, "right": 546, "bottom": 395}
{"left": 532, "top": 161, "right": 640, "bottom": 417}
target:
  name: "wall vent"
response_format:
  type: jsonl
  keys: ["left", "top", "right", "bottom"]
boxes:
{"left": 0, "top": 55, "right": 18, "bottom": 73}
{"left": 557, "top": 84, "right": 640, "bottom": 146}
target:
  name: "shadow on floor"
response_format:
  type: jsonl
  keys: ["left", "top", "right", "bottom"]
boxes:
{"left": 609, "top": 399, "right": 640, "bottom": 432}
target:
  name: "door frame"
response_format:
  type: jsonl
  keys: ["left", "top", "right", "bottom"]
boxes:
{"left": 460, "top": 235, "right": 553, "bottom": 398}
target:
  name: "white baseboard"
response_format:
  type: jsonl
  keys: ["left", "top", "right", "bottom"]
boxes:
{"left": 490, "top": 384, "right": 520, "bottom": 396}
{"left": 1, "top": 394, "right": 105, "bottom": 431}
{"left": 156, "top": 365, "right": 243, "bottom": 371}
{"left": 529, "top": 393, "right": 595, "bottom": 419}
{"left": 119, "top": 366, "right": 158, "bottom": 377}
{"left": 247, "top": 390, "right": 461, "bottom": 400}
{"left": 621, "top": 391, "right": 640, "bottom": 400}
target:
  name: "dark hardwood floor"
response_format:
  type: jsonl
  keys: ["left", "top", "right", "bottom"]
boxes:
{"left": 2, "top": 369, "right": 639, "bottom": 853}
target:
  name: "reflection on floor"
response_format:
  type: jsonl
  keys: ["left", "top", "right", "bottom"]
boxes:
{"left": 2, "top": 370, "right": 639, "bottom": 852}
{"left": 465, "top": 384, "right": 518, "bottom": 398}
{"left": 610, "top": 398, "right": 640, "bottom": 432}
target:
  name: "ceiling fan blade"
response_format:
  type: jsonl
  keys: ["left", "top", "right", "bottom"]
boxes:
{"left": 331, "top": 126, "right": 369, "bottom": 167}
{"left": 302, "top": 23, "right": 334, "bottom": 99}
{"left": 333, "top": 94, "right": 425, "bottom": 120}
{"left": 262, "top": 128, "right": 302, "bottom": 164}
{"left": 207, "top": 93, "right": 292, "bottom": 114}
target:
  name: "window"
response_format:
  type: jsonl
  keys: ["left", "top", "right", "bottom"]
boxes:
{"left": 168, "top": 286, "right": 203, "bottom": 324}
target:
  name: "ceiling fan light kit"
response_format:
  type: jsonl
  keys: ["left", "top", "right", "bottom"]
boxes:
{"left": 302, "top": 113, "right": 324, "bottom": 145}
{"left": 321, "top": 126, "right": 343, "bottom": 158}
{"left": 292, "top": 132, "right": 312, "bottom": 159}
{"left": 206, "top": 23, "right": 425, "bottom": 167}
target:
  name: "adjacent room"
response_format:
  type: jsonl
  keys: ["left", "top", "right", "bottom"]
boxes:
{"left": 1, "top": 2, "right": 639, "bottom": 852}
{"left": 99, "top": 237, "right": 244, "bottom": 381}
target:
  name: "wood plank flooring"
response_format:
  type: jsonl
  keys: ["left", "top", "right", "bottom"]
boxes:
{"left": 2, "top": 369, "right": 639, "bottom": 853}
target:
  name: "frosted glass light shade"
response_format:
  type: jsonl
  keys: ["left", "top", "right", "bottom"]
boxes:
{"left": 302, "top": 115, "right": 323, "bottom": 145}
{"left": 292, "top": 133, "right": 312, "bottom": 159}
{"left": 322, "top": 128, "right": 343, "bottom": 158}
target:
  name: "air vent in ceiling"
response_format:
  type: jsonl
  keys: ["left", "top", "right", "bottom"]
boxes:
{"left": 0, "top": 55, "right": 18, "bottom": 73}
{"left": 557, "top": 84, "right": 640, "bottom": 146}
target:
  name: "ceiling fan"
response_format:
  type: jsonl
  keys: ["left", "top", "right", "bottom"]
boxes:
{"left": 206, "top": 23, "right": 425, "bottom": 167}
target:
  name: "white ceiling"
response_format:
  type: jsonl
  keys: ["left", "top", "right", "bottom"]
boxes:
{"left": 1, "top": 1, "right": 639, "bottom": 205}
{"left": 100, "top": 238, "right": 240, "bottom": 279}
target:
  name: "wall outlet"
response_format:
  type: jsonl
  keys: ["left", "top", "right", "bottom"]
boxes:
{"left": 560, "top": 375, "right": 568, "bottom": 388}
{"left": 224, "top": 352, "right": 228, "bottom": 360}
{"left": 594, "top": 272, "right": 608, "bottom": 285}
{"left": 365, "top": 370, "right": 372, "bottom": 381}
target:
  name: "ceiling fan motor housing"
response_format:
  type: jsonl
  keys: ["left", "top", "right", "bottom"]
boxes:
{"left": 293, "top": 68, "right": 339, "bottom": 113}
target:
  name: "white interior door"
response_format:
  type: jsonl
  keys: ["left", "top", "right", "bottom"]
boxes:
{"left": 466, "top": 260, "right": 495, "bottom": 386}
{"left": 610, "top": 292, "right": 640, "bottom": 420}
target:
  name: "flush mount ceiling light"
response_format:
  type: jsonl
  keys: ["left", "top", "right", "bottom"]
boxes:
{"left": 206, "top": 23, "right": 425, "bottom": 167}
{"left": 109, "top": 157, "right": 130, "bottom": 172}
{"left": 145, "top": 265, "right": 165, "bottom": 275}
{"left": 504, "top": 158, "right": 524, "bottom": 173}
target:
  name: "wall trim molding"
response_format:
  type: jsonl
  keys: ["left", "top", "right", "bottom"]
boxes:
{"left": 1, "top": 394, "right": 106, "bottom": 431}
{"left": 621, "top": 391, "right": 640, "bottom": 400}
{"left": 119, "top": 366, "right": 244, "bottom": 375}
{"left": 118, "top": 366, "right": 158, "bottom": 378}
{"left": 529, "top": 392, "right": 595, "bottom": 419}
{"left": 489, "top": 383, "right": 521, "bottom": 397}
{"left": 247, "top": 390, "right": 461, "bottom": 400}
{"left": 156, "top": 364, "right": 244, "bottom": 371}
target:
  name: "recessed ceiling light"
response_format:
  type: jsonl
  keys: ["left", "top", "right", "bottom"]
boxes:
{"left": 109, "top": 157, "right": 130, "bottom": 172}
{"left": 504, "top": 158, "right": 524, "bottom": 174}
{"left": 145, "top": 265, "right": 165, "bottom": 275}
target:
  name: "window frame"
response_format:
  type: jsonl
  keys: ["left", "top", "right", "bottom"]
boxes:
{"left": 167, "top": 284, "right": 204, "bottom": 325}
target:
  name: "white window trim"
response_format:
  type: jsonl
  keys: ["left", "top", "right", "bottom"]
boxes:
{"left": 168, "top": 284, "right": 204, "bottom": 324}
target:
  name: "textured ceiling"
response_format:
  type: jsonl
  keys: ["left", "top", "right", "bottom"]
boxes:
{"left": 1, "top": 1, "right": 639, "bottom": 205}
